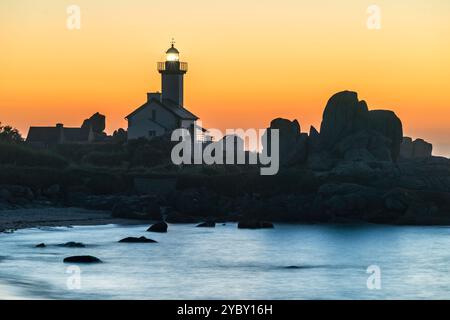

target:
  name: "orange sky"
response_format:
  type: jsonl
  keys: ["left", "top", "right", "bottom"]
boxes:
{"left": 1, "top": 0, "right": 450, "bottom": 155}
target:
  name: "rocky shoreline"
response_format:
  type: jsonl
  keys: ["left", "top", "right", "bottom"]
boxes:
{"left": 2, "top": 91, "right": 450, "bottom": 228}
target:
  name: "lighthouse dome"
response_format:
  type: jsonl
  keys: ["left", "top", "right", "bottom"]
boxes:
{"left": 166, "top": 44, "right": 180, "bottom": 62}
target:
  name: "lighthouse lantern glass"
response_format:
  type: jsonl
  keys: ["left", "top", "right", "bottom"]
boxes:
{"left": 167, "top": 52, "right": 179, "bottom": 62}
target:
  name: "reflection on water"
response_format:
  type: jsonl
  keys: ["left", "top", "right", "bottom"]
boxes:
{"left": 1, "top": 223, "right": 450, "bottom": 300}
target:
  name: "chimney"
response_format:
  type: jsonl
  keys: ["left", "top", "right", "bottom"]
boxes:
{"left": 56, "top": 123, "right": 65, "bottom": 143}
{"left": 147, "top": 92, "right": 162, "bottom": 102}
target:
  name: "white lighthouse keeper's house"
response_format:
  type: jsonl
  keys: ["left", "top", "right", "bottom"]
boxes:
{"left": 126, "top": 42, "right": 208, "bottom": 141}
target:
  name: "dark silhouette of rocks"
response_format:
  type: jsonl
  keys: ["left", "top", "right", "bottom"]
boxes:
{"left": 119, "top": 236, "right": 157, "bottom": 243}
{"left": 59, "top": 242, "right": 85, "bottom": 248}
{"left": 320, "top": 91, "right": 370, "bottom": 148}
{"left": 368, "top": 110, "right": 403, "bottom": 160}
{"left": 147, "top": 221, "right": 168, "bottom": 233}
{"left": 82, "top": 112, "right": 106, "bottom": 134}
{"left": 35, "top": 243, "right": 46, "bottom": 248}
{"left": 63, "top": 256, "right": 102, "bottom": 263}
{"left": 317, "top": 91, "right": 403, "bottom": 162}
{"left": 262, "top": 118, "right": 308, "bottom": 166}
{"left": 400, "top": 137, "right": 433, "bottom": 159}
{"left": 196, "top": 221, "right": 216, "bottom": 228}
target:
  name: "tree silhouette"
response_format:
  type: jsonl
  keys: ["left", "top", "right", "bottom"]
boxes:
{"left": 0, "top": 122, "right": 23, "bottom": 143}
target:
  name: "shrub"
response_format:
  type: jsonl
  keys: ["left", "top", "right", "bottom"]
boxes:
{"left": 0, "top": 142, "right": 68, "bottom": 168}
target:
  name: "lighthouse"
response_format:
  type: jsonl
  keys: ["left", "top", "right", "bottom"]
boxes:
{"left": 157, "top": 41, "right": 188, "bottom": 107}
{"left": 126, "top": 41, "right": 201, "bottom": 140}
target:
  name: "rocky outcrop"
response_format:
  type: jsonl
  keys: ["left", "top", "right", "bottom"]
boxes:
{"left": 318, "top": 91, "right": 403, "bottom": 162}
{"left": 59, "top": 242, "right": 85, "bottom": 248}
{"left": 320, "top": 91, "right": 369, "bottom": 148}
{"left": 63, "top": 256, "right": 102, "bottom": 263}
{"left": 368, "top": 110, "right": 403, "bottom": 161}
{"left": 82, "top": 112, "right": 106, "bottom": 133}
{"left": 262, "top": 118, "right": 308, "bottom": 166}
{"left": 400, "top": 137, "right": 433, "bottom": 159}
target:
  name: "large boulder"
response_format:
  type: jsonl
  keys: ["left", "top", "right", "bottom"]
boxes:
{"left": 318, "top": 91, "right": 403, "bottom": 162}
{"left": 368, "top": 110, "right": 403, "bottom": 161}
{"left": 82, "top": 112, "right": 106, "bottom": 133}
{"left": 119, "top": 237, "right": 157, "bottom": 243}
{"left": 320, "top": 91, "right": 369, "bottom": 149}
{"left": 63, "top": 256, "right": 102, "bottom": 263}
{"left": 400, "top": 137, "right": 432, "bottom": 159}
{"left": 262, "top": 118, "right": 308, "bottom": 166}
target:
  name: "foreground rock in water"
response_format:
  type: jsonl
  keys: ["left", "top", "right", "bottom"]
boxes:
{"left": 35, "top": 243, "right": 46, "bottom": 248}
{"left": 238, "top": 221, "right": 274, "bottom": 229}
{"left": 59, "top": 242, "right": 85, "bottom": 248}
{"left": 196, "top": 221, "right": 216, "bottom": 228}
{"left": 147, "top": 222, "right": 168, "bottom": 233}
{"left": 119, "top": 236, "right": 158, "bottom": 243}
{"left": 63, "top": 256, "right": 102, "bottom": 263}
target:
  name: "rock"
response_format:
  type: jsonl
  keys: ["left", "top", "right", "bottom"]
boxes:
{"left": 81, "top": 112, "right": 106, "bottom": 133}
{"left": 368, "top": 110, "right": 403, "bottom": 161}
{"left": 59, "top": 242, "right": 85, "bottom": 248}
{"left": 320, "top": 91, "right": 369, "bottom": 149}
{"left": 147, "top": 222, "right": 168, "bottom": 233}
{"left": 383, "top": 189, "right": 411, "bottom": 213}
{"left": 119, "top": 236, "right": 158, "bottom": 243}
{"left": 413, "top": 139, "right": 433, "bottom": 158}
{"left": 196, "top": 221, "right": 216, "bottom": 228}
{"left": 400, "top": 137, "right": 414, "bottom": 158}
{"left": 315, "top": 183, "right": 384, "bottom": 219}
{"left": 308, "top": 126, "right": 321, "bottom": 152}
{"left": 400, "top": 137, "right": 433, "bottom": 159}
{"left": 35, "top": 243, "right": 46, "bottom": 248}
{"left": 63, "top": 256, "right": 102, "bottom": 263}
{"left": 238, "top": 221, "right": 274, "bottom": 229}
{"left": 335, "top": 130, "right": 393, "bottom": 162}
{"left": 262, "top": 118, "right": 308, "bottom": 166}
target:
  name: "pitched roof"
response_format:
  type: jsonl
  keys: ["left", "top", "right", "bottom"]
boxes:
{"left": 125, "top": 98, "right": 198, "bottom": 121}
{"left": 27, "top": 127, "right": 90, "bottom": 144}
{"left": 27, "top": 127, "right": 60, "bottom": 143}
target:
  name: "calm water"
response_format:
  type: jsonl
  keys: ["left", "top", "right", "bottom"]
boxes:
{"left": 1, "top": 223, "right": 450, "bottom": 299}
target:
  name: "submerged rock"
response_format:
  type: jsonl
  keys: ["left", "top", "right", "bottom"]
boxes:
{"left": 147, "top": 222, "right": 168, "bottom": 233}
{"left": 35, "top": 243, "right": 46, "bottom": 248}
{"left": 59, "top": 242, "right": 85, "bottom": 248}
{"left": 63, "top": 256, "right": 102, "bottom": 263}
{"left": 119, "top": 236, "right": 158, "bottom": 243}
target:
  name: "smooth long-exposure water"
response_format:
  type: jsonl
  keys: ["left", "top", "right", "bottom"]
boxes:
{"left": 1, "top": 223, "right": 450, "bottom": 299}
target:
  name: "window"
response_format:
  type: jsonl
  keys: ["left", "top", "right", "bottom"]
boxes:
{"left": 149, "top": 130, "right": 156, "bottom": 137}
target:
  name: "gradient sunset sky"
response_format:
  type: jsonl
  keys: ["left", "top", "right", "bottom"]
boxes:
{"left": 1, "top": 0, "right": 449, "bottom": 155}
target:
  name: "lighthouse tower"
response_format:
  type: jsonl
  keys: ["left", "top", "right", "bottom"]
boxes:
{"left": 157, "top": 41, "right": 188, "bottom": 107}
